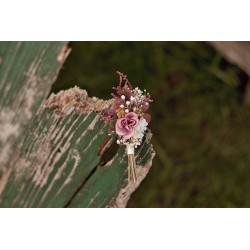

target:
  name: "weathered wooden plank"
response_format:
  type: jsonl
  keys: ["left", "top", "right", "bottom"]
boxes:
{"left": 209, "top": 42, "right": 250, "bottom": 75}
{"left": 0, "top": 42, "right": 70, "bottom": 169}
{"left": 68, "top": 131, "right": 154, "bottom": 208}
{"left": 0, "top": 87, "right": 154, "bottom": 207}
{"left": 209, "top": 42, "right": 250, "bottom": 105}
{"left": 0, "top": 42, "right": 155, "bottom": 207}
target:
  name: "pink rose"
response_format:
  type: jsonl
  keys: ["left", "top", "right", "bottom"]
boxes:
{"left": 115, "top": 112, "right": 139, "bottom": 139}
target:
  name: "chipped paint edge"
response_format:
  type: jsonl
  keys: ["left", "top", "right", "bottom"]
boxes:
{"left": 109, "top": 131, "right": 155, "bottom": 208}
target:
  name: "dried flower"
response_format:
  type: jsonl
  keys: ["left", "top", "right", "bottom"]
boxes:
{"left": 115, "top": 112, "right": 139, "bottom": 140}
{"left": 101, "top": 71, "right": 152, "bottom": 147}
{"left": 101, "top": 71, "right": 153, "bottom": 183}
{"left": 134, "top": 118, "right": 148, "bottom": 141}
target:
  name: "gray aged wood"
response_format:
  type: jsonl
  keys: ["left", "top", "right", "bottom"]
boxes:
{"left": 210, "top": 42, "right": 250, "bottom": 105}
{"left": 210, "top": 42, "right": 250, "bottom": 75}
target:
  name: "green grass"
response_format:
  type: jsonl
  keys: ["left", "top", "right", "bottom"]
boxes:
{"left": 53, "top": 42, "right": 250, "bottom": 207}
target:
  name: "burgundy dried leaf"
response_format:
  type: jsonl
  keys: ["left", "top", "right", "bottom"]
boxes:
{"left": 139, "top": 102, "right": 150, "bottom": 112}
{"left": 143, "top": 113, "right": 151, "bottom": 123}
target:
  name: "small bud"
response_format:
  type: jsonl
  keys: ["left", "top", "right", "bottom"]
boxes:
{"left": 125, "top": 109, "right": 129, "bottom": 113}
{"left": 126, "top": 101, "right": 130, "bottom": 105}
{"left": 130, "top": 96, "right": 135, "bottom": 101}
{"left": 120, "top": 104, "right": 124, "bottom": 108}
{"left": 121, "top": 95, "right": 125, "bottom": 100}
{"left": 116, "top": 140, "right": 120, "bottom": 144}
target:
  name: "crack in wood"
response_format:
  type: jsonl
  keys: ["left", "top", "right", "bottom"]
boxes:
{"left": 0, "top": 42, "right": 155, "bottom": 207}
{"left": 64, "top": 164, "right": 99, "bottom": 208}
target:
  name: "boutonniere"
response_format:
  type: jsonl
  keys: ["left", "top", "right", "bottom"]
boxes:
{"left": 101, "top": 71, "right": 152, "bottom": 183}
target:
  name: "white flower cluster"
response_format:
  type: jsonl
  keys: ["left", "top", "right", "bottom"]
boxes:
{"left": 134, "top": 118, "right": 148, "bottom": 141}
{"left": 132, "top": 87, "right": 146, "bottom": 103}
{"left": 128, "top": 118, "right": 148, "bottom": 148}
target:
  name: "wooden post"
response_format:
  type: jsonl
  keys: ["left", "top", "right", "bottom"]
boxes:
{"left": 0, "top": 42, "right": 155, "bottom": 207}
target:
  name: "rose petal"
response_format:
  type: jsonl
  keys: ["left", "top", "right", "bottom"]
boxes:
{"left": 115, "top": 112, "right": 139, "bottom": 139}
{"left": 125, "top": 112, "right": 139, "bottom": 126}
{"left": 123, "top": 129, "right": 135, "bottom": 139}
{"left": 115, "top": 119, "right": 127, "bottom": 135}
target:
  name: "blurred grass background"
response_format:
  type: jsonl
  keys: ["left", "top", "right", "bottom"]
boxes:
{"left": 52, "top": 42, "right": 250, "bottom": 207}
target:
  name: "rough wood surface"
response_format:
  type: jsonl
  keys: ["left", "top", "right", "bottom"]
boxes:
{"left": 0, "top": 42, "right": 70, "bottom": 169}
{"left": 0, "top": 87, "right": 155, "bottom": 207}
{"left": 0, "top": 42, "right": 155, "bottom": 207}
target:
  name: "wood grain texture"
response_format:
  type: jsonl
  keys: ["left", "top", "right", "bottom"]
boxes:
{"left": 0, "top": 42, "right": 155, "bottom": 207}
{"left": 0, "top": 42, "right": 70, "bottom": 169}
{"left": 0, "top": 87, "right": 155, "bottom": 207}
